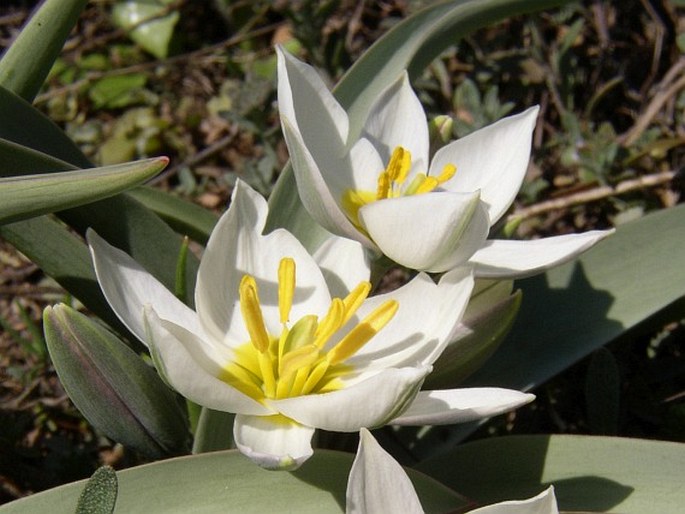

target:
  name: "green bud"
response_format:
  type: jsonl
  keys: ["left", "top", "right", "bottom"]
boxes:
{"left": 44, "top": 304, "right": 190, "bottom": 457}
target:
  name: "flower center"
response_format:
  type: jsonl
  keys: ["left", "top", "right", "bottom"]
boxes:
{"left": 341, "top": 145, "right": 456, "bottom": 230}
{"left": 219, "top": 257, "right": 399, "bottom": 402}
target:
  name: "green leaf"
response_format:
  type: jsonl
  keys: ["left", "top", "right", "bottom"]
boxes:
{"left": 112, "top": 0, "right": 180, "bottom": 59}
{"left": 416, "top": 435, "right": 685, "bottom": 513}
{"left": 75, "top": 466, "right": 118, "bottom": 514}
{"left": 0, "top": 85, "right": 91, "bottom": 168}
{"left": 0, "top": 137, "right": 74, "bottom": 177}
{"left": 0, "top": 0, "right": 88, "bottom": 102}
{"left": 0, "top": 216, "right": 121, "bottom": 331}
{"left": 585, "top": 348, "right": 620, "bottom": 435}
{"left": 127, "top": 186, "right": 218, "bottom": 245}
{"left": 0, "top": 157, "right": 168, "bottom": 224}
{"left": 266, "top": 0, "right": 569, "bottom": 249}
{"left": 44, "top": 304, "right": 190, "bottom": 458}
{"left": 0, "top": 450, "right": 465, "bottom": 514}
{"left": 464, "top": 204, "right": 685, "bottom": 392}
{"left": 88, "top": 73, "right": 148, "bottom": 109}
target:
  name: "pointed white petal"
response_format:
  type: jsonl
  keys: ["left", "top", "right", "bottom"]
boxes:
{"left": 346, "top": 268, "right": 473, "bottom": 370}
{"left": 271, "top": 367, "right": 429, "bottom": 432}
{"left": 313, "top": 235, "right": 371, "bottom": 298}
{"left": 434, "top": 106, "right": 539, "bottom": 224}
{"left": 233, "top": 414, "right": 314, "bottom": 471}
{"left": 346, "top": 428, "right": 424, "bottom": 514}
{"left": 469, "top": 229, "right": 614, "bottom": 279}
{"left": 468, "top": 486, "right": 558, "bottom": 514}
{"left": 358, "top": 191, "right": 489, "bottom": 272}
{"left": 277, "top": 46, "right": 348, "bottom": 148}
{"left": 282, "top": 117, "right": 378, "bottom": 249}
{"left": 195, "top": 180, "right": 332, "bottom": 345}
{"left": 145, "top": 308, "right": 272, "bottom": 416}
{"left": 348, "top": 137, "right": 385, "bottom": 192}
{"left": 362, "top": 73, "right": 429, "bottom": 172}
{"left": 390, "top": 388, "right": 534, "bottom": 426}
{"left": 87, "top": 229, "right": 202, "bottom": 346}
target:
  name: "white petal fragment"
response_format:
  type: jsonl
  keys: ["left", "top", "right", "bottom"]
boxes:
{"left": 272, "top": 367, "right": 430, "bottom": 432}
{"left": 233, "top": 414, "right": 315, "bottom": 471}
{"left": 313, "top": 235, "right": 371, "bottom": 299}
{"left": 87, "top": 229, "right": 202, "bottom": 346}
{"left": 390, "top": 388, "right": 534, "bottom": 426}
{"left": 362, "top": 73, "right": 429, "bottom": 171}
{"left": 358, "top": 191, "right": 489, "bottom": 272}
{"left": 468, "top": 486, "right": 559, "bottom": 514}
{"left": 346, "top": 428, "right": 424, "bottom": 514}
{"left": 469, "top": 230, "right": 614, "bottom": 279}
{"left": 434, "top": 106, "right": 539, "bottom": 224}
{"left": 145, "top": 308, "right": 272, "bottom": 416}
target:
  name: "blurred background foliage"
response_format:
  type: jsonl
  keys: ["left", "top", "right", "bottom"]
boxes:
{"left": 1, "top": 0, "right": 684, "bottom": 504}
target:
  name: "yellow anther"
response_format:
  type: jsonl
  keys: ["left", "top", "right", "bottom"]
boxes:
{"left": 436, "top": 163, "right": 456, "bottom": 183}
{"left": 341, "top": 282, "right": 372, "bottom": 325}
{"left": 239, "top": 275, "right": 270, "bottom": 353}
{"left": 395, "top": 147, "right": 411, "bottom": 184}
{"left": 327, "top": 300, "right": 399, "bottom": 366}
{"left": 415, "top": 176, "right": 439, "bottom": 194}
{"left": 257, "top": 351, "right": 276, "bottom": 398}
{"left": 300, "top": 359, "right": 330, "bottom": 395}
{"left": 376, "top": 170, "right": 391, "bottom": 200}
{"left": 278, "top": 257, "right": 296, "bottom": 324}
{"left": 313, "top": 298, "right": 345, "bottom": 348}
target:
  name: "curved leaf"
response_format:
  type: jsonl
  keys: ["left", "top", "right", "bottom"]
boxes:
{"left": 416, "top": 434, "right": 685, "bottom": 513}
{"left": 0, "top": 0, "right": 88, "bottom": 102}
{"left": 0, "top": 157, "right": 168, "bottom": 224}
{"left": 0, "top": 449, "right": 465, "bottom": 514}
{"left": 465, "top": 204, "right": 685, "bottom": 391}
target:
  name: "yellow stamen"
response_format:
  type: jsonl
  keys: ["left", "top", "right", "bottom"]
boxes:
{"left": 436, "top": 163, "right": 456, "bottom": 183}
{"left": 327, "top": 300, "right": 399, "bottom": 365}
{"left": 341, "top": 282, "right": 371, "bottom": 325}
{"left": 376, "top": 170, "right": 391, "bottom": 200}
{"left": 228, "top": 259, "right": 400, "bottom": 403}
{"left": 415, "top": 176, "right": 439, "bottom": 194}
{"left": 313, "top": 298, "right": 344, "bottom": 348}
{"left": 278, "top": 258, "right": 296, "bottom": 324}
{"left": 239, "top": 275, "right": 270, "bottom": 353}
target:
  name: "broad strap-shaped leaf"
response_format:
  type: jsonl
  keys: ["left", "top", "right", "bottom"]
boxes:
{"left": 0, "top": 0, "right": 88, "bottom": 102}
{"left": 464, "top": 204, "right": 685, "bottom": 392}
{"left": 0, "top": 85, "right": 91, "bottom": 168}
{"left": 127, "top": 186, "right": 218, "bottom": 245}
{"left": 0, "top": 157, "right": 168, "bottom": 224}
{"left": 416, "top": 434, "right": 685, "bottom": 514}
{"left": 0, "top": 450, "right": 465, "bottom": 514}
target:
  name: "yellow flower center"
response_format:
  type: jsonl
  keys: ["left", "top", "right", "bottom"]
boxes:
{"left": 219, "top": 257, "right": 399, "bottom": 403}
{"left": 341, "top": 145, "right": 456, "bottom": 230}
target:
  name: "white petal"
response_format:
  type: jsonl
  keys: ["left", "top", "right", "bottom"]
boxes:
{"left": 469, "top": 230, "right": 614, "bottom": 279}
{"left": 348, "top": 137, "right": 385, "bottom": 192}
{"left": 362, "top": 73, "right": 429, "bottom": 172}
{"left": 313, "top": 235, "right": 371, "bottom": 299}
{"left": 434, "top": 106, "right": 539, "bottom": 224}
{"left": 145, "top": 307, "right": 272, "bottom": 416}
{"left": 346, "top": 268, "right": 474, "bottom": 370}
{"left": 195, "top": 180, "right": 332, "bottom": 345}
{"left": 358, "top": 191, "right": 489, "bottom": 272}
{"left": 271, "top": 367, "right": 429, "bottom": 432}
{"left": 346, "top": 428, "right": 424, "bottom": 514}
{"left": 233, "top": 414, "right": 314, "bottom": 471}
{"left": 87, "top": 229, "right": 202, "bottom": 346}
{"left": 390, "top": 388, "right": 535, "bottom": 426}
{"left": 468, "top": 486, "right": 558, "bottom": 514}
{"left": 282, "top": 117, "right": 377, "bottom": 249}
{"left": 277, "top": 46, "right": 348, "bottom": 149}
